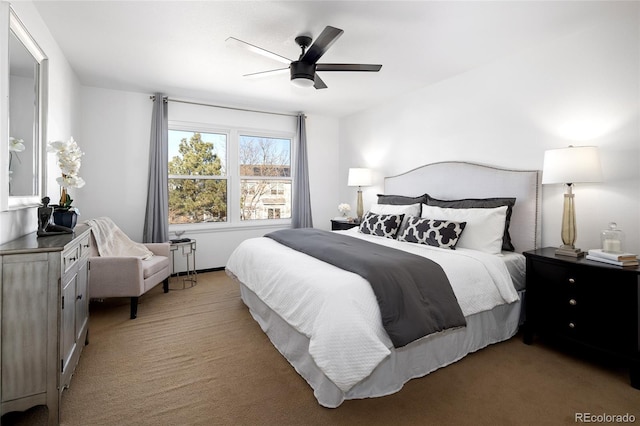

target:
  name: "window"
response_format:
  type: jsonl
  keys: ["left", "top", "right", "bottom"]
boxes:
{"left": 168, "top": 130, "right": 227, "bottom": 224}
{"left": 168, "top": 128, "right": 292, "bottom": 226}
{"left": 239, "top": 135, "right": 291, "bottom": 221}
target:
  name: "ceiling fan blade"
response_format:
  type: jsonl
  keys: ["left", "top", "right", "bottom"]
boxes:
{"left": 316, "top": 64, "right": 382, "bottom": 72}
{"left": 314, "top": 74, "right": 328, "bottom": 90}
{"left": 226, "top": 37, "right": 292, "bottom": 65}
{"left": 301, "top": 26, "right": 344, "bottom": 64}
{"left": 243, "top": 68, "right": 290, "bottom": 78}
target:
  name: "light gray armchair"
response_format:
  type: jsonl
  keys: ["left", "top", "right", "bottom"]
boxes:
{"left": 87, "top": 218, "right": 171, "bottom": 319}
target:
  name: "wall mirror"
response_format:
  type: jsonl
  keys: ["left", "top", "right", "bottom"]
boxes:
{"left": 2, "top": 8, "right": 47, "bottom": 210}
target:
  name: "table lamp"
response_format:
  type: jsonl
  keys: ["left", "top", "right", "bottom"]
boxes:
{"left": 542, "top": 145, "right": 603, "bottom": 257}
{"left": 348, "top": 168, "right": 372, "bottom": 222}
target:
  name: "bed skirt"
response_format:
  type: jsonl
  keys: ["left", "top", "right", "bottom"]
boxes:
{"left": 239, "top": 282, "right": 523, "bottom": 408}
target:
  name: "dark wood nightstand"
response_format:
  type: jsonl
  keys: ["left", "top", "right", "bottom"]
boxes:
{"left": 330, "top": 219, "right": 359, "bottom": 231}
{"left": 523, "top": 247, "right": 640, "bottom": 389}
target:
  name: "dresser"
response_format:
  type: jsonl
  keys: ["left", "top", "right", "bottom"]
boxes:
{"left": 0, "top": 225, "right": 91, "bottom": 424}
{"left": 523, "top": 247, "right": 640, "bottom": 389}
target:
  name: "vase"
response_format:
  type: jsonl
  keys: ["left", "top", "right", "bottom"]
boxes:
{"left": 53, "top": 210, "right": 78, "bottom": 229}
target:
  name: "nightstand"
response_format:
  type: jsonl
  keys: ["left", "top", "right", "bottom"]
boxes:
{"left": 523, "top": 247, "right": 640, "bottom": 389}
{"left": 330, "top": 219, "right": 359, "bottom": 231}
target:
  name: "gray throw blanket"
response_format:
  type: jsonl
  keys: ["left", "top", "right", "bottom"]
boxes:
{"left": 265, "top": 228, "right": 466, "bottom": 348}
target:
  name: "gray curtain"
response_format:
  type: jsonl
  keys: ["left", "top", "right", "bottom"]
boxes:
{"left": 292, "top": 114, "right": 313, "bottom": 228}
{"left": 143, "top": 93, "right": 169, "bottom": 243}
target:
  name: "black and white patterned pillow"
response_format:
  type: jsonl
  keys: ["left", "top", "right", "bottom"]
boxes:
{"left": 398, "top": 216, "right": 466, "bottom": 249}
{"left": 359, "top": 212, "right": 404, "bottom": 239}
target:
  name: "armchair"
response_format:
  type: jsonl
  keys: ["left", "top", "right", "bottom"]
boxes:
{"left": 87, "top": 218, "right": 170, "bottom": 319}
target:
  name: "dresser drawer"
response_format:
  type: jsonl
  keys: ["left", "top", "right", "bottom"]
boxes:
{"left": 62, "top": 243, "right": 81, "bottom": 274}
{"left": 77, "top": 233, "right": 92, "bottom": 260}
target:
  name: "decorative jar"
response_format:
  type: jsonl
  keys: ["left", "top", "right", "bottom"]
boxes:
{"left": 601, "top": 222, "right": 624, "bottom": 253}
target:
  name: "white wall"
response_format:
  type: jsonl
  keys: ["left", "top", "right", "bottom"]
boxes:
{"left": 339, "top": 3, "right": 640, "bottom": 254}
{"left": 0, "top": 1, "right": 81, "bottom": 245}
{"left": 78, "top": 86, "right": 339, "bottom": 268}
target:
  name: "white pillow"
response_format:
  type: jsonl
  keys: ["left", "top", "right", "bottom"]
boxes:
{"left": 420, "top": 204, "right": 508, "bottom": 254}
{"left": 369, "top": 203, "right": 420, "bottom": 217}
{"left": 369, "top": 203, "right": 421, "bottom": 232}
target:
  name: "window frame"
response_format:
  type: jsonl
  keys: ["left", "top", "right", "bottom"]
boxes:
{"left": 168, "top": 120, "right": 295, "bottom": 232}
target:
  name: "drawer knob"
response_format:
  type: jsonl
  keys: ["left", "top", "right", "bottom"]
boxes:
{"left": 569, "top": 299, "right": 577, "bottom": 306}
{"left": 77, "top": 294, "right": 83, "bottom": 300}
{"left": 568, "top": 278, "right": 575, "bottom": 284}
{"left": 568, "top": 322, "right": 576, "bottom": 329}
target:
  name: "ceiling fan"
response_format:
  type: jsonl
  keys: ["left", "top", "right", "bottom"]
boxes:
{"left": 227, "top": 26, "right": 382, "bottom": 89}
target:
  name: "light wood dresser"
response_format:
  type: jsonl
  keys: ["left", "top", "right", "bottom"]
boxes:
{"left": 0, "top": 224, "right": 91, "bottom": 425}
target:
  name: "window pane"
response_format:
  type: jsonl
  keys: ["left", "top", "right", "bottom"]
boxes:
{"left": 240, "top": 179, "right": 291, "bottom": 221}
{"left": 169, "top": 130, "right": 226, "bottom": 175}
{"left": 169, "top": 178, "right": 227, "bottom": 224}
{"left": 239, "top": 135, "right": 290, "bottom": 177}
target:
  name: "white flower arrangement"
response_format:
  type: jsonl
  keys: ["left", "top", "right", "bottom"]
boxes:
{"left": 9, "top": 136, "right": 25, "bottom": 153}
{"left": 47, "top": 137, "right": 85, "bottom": 209}
{"left": 338, "top": 203, "right": 351, "bottom": 215}
{"left": 8, "top": 137, "right": 25, "bottom": 183}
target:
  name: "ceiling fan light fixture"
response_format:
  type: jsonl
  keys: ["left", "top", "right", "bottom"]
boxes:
{"left": 290, "top": 60, "right": 316, "bottom": 88}
{"left": 291, "top": 76, "right": 315, "bottom": 88}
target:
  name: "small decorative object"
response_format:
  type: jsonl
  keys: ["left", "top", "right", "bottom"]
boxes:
{"left": 37, "top": 197, "right": 73, "bottom": 237}
{"left": 601, "top": 222, "right": 624, "bottom": 253}
{"left": 47, "top": 137, "right": 85, "bottom": 229}
{"left": 170, "top": 230, "right": 191, "bottom": 244}
{"left": 338, "top": 203, "right": 351, "bottom": 217}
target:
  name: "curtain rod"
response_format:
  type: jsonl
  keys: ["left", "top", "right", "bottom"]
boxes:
{"left": 149, "top": 96, "right": 302, "bottom": 118}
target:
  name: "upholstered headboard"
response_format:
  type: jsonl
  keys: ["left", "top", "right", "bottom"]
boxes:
{"left": 384, "top": 161, "right": 541, "bottom": 252}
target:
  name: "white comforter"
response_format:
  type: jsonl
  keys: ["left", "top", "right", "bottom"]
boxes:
{"left": 226, "top": 228, "right": 519, "bottom": 392}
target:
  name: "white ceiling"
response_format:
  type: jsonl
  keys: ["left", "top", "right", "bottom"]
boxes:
{"left": 32, "top": 1, "right": 616, "bottom": 118}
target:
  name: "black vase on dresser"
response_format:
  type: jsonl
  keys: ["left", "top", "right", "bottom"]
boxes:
{"left": 53, "top": 209, "right": 78, "bottom": 229}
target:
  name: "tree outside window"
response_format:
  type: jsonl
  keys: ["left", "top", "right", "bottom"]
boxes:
{"left": 168, "top": 131, "right": 227, "bottom": 224}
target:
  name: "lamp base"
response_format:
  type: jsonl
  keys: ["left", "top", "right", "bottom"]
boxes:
{"left": 555, "top": 244, "right": 585, "bottom": 258}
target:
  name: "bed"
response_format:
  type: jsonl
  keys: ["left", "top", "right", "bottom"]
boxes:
{"left": 226, "top": 161, "right": 541, "bottom": 407}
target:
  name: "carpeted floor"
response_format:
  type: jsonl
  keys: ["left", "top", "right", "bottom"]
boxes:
{"left": 2, "top": 270, "right": 639, "bottom": 425}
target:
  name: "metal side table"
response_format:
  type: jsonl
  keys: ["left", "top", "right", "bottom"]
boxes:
{"left": 169, "top": 239, "right": 197, "bottom": 289}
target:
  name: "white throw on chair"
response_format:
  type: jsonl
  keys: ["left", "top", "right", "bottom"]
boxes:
{"left": 86, "top": 217, "right": 170, "bottom": 319}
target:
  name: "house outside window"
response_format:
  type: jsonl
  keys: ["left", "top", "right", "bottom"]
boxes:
{"left": 239, "top": 135, "right": 291, "bottom": 221}
{"left": 168, "top": 127, "right": 292, "bottom": 226}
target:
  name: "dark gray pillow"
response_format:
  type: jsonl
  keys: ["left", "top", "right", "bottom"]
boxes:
{"left": 377, "top": 194, "right": 427, "bottom": 206}
{"left": 425, "top": 195, "right": 516, "bottom": 251}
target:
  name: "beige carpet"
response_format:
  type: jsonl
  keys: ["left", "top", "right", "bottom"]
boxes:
{"left": 3, "top": 270, "right": 639, "bottom": 425}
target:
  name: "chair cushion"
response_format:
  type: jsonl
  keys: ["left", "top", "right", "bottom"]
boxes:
{"left": 142, "top": 255, "right": 169, "bottom": 279}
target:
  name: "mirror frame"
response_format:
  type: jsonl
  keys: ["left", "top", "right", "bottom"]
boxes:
{"left": 1, "top": 5, "right": 48, "bottom": 211}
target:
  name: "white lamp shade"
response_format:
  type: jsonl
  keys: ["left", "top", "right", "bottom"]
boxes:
{"left": 542, "top": 146, "right": 603, "bottom": 184}
{"left": 347, "top": 168, "right": 372, "bottom": 187}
